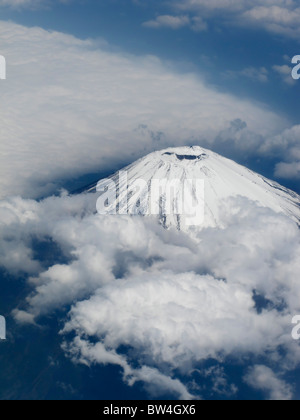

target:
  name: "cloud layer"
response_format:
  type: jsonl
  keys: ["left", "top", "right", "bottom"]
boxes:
{"left": 244, "top": 365, "right": 293, "bottom": 400}
{"left": 171, "top": 0, "right": 300, "bottom": 39}
{"left": 143, "top": 14, "right": 207, "bottom": 32}
{"left": 0, "top": 20, "right": 291, "bottom": 199}
{"left": 0, "top": 0, "right": 69, "bottom": 9}
{"left": 1, "top": 190, "right": 299, "bottom": 399}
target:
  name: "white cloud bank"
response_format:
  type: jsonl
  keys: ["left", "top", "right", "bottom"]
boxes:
{"left": 223, "top": 66, "right": 269, "bottom": 83}
{"left": 0, "top": 20, "right": 292, "bottom": 199}
{"left": 1, "top": 190, "right": 299, "bottom": 399}
{"left": 143, "top": 15, "right": 191, "bottom": 30}
{"left": 0, "top": 0, "right": 69, "bottom": 9}
{"left": 0, "top": 0, "right": 41, "bottom": 6}
{"left": 244, "top": 365, "right": 293, "bottom": 400}
{"left": 273, "top": 64, "right": 295, "bottom": 85}
{"left": 170, "top": 0, "right": 300, "bottom": 39}
{"left": 263, "top": 125, "right": 300, "bottom": 179}
{"left": 143, "top": 15, "right": 207, "bottom": 32}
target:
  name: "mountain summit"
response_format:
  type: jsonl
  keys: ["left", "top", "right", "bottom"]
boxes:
{"left": 89, "top": 146, "right": 300, "bottom": 230}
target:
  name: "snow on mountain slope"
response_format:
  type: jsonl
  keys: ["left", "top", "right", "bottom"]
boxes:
{"left": 87, "top": 146, "right": 300, "bottom": 230}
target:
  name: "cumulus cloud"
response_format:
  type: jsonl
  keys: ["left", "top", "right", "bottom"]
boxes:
{"left": 0, "top": 0, "right": 42, "bottom": 6}
{"left": 145, "top": 0, "right": 300, "bottom": 39}
{"left": 64, "top": 337, "right": 194, "bottom": 399}
{"left": 242, "top": 5, "right": 300, "bottom": 38}
{"left": 275, "top": 161, "right": 300, "bottom": 179}
{"left": 182, "top": 119, "right": 300, "bottom": 182}
{"left": 261, "top": 125, "right": 300, "bottom": 179}
{"left": 0, "top": 20, "right": 289, "bottom": 199}
{"left": 143, "top": 15, "right": 207, "bottom": 31}
{"left": 0, "top": 0, "right": 70, "bottom": 9}
{"left": 223, "top": 67, "right": 269, "bottom": 83}
{"left": 244, "top": 365, "right": 293, "bottom": 400}
{"left": 273, "top": 64, "right": 295, "bottom": 85}
{"left": 143, "top": 15, "right": 191, "bottom": 30}
{"left": 1, "top": 188, "right": 300, "bottom": 398}
{"left": 199, "top": 366, "right": 238, "bottom": 397}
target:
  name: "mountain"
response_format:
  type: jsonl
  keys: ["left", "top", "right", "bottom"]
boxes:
{"left": 86, "top": 146, "right": 300, "bottom": 231}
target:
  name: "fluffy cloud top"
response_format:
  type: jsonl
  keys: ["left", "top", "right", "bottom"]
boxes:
{"left": 143, "top": 15, "right": 207, "bottom": 32}
{"left": 223, "top": 67, "right": 269, "bottom": 83}
{"left": 143, "top": 15, "right": 191, "bottom": 30}
{"left": 244, "top": 365, "right": 293, "bottom": 400}
{"left": 148, "top": 0, "right": 300, "bottom": 39}
{"left": 262, "top": 125, "right": 300, "bottom": 179}
{"left": 1, "top": 189, "right": 300, "bottom": 399}
{"left": 0, "top": 20, "right": 290, "bottom": 199}
{"left": 273, "top": 64, "right": 295, "bottom": 85}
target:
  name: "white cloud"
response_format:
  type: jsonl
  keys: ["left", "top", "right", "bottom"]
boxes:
{"left": 0, "top": 0, "right": 70, "bottom": 9}
{"left": 244, "top": 365, "right": 293, "bottom": 400}
{"left": 261, "top": 125, "right": 300, "bottom": 179}
{"left": 64, "top": 337, "right": 194, "bottom": 399}
{"left": 273, "top": 64, "right": 295, "bottom": 85}
{"left": 0, "top": 20, "right": 288, "bottom": 199}
{"left": 200, "top": 366, "right": 238, "bottom": 397}
{"left": 152, "top": 0, "right": 300, "bottom": 39}
{"left": 143, "top": 15, "right": 191, "bottom": 30}
{"left": 242, "top": 5, "right": 300, "bottom": 38}
{"left": 275, "top": 161, "right": 300, "bottom": 179}
{"left": 241, "top": 67, "right": 269, "bottom": 82}
{"left": 143, "top": 15, "right": 207, "bottom": 31}
{"left": 0, "top": 0, "right": 42, "bottom": 6}
{"left": 2, "top": 190, "right": 300, "bottom": 397}
{"left": 223, "top": 67, "right": 269, "bottom": 83}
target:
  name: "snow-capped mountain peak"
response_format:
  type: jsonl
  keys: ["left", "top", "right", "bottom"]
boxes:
{"left": 90, "top": 146, "right": 300, "bottom": 231}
